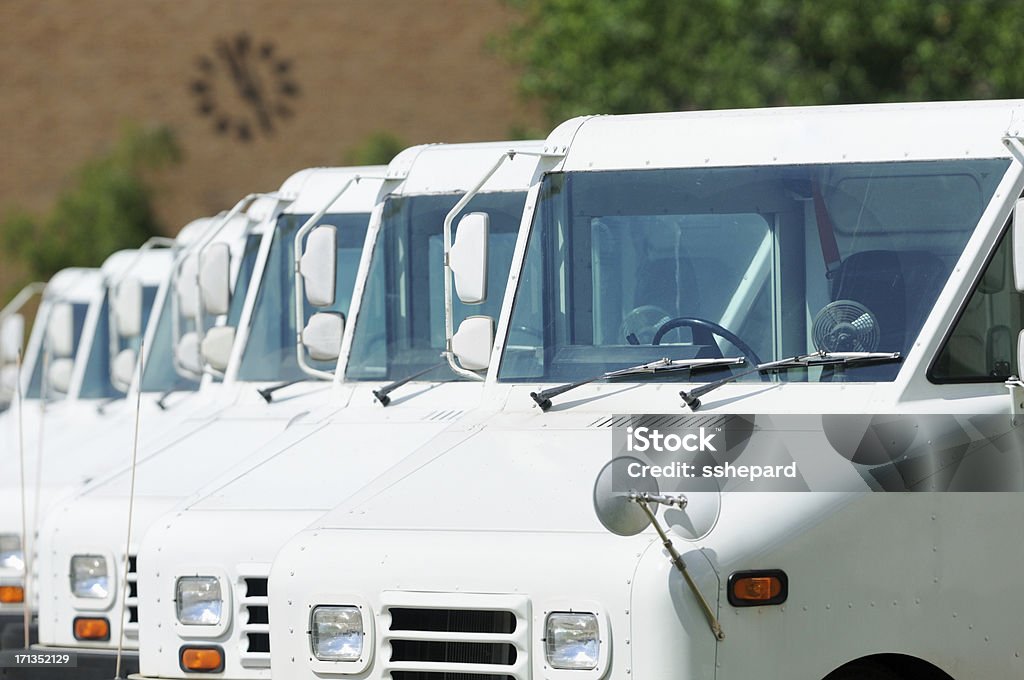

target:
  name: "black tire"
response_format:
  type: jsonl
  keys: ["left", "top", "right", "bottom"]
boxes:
{"left": 824, "top": 661, "right": 905, "bottom": 680}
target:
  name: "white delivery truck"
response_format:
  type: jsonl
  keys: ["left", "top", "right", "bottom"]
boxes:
{"left": 132, "top": 140, "right": 549, "bottom": 679}
{"left": 267, "top": 100, "right": 1024, "bottom": 680}
{"left": 21, "top": 167, "right": 386, "bottom": 677}
{"left": 0, "top": 247, "right": 172, "bottom": 650}
{"left": 0, "top": 268, "right": 102, "bottom": 642}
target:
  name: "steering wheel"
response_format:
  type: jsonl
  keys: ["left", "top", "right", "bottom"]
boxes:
{"left": 651, "top": 316, "right": 764, "bottom": 367}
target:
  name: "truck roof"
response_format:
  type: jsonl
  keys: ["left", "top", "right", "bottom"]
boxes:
{"left": 99, "top": 248, "right": 172, "bottom": 287}
{"left": 278, "top": 166, "right": 387, "bottom": 214}
{"left": 556, "top": 99, "right": 1024, "bottom": 171}
{"left": 390, "top": 140, "right": 546, "bottom": 195}
{"left": 43, "top": 268, "right": 102, "bottom": 303}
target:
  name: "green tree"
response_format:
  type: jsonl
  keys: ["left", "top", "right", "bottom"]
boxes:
{"left": 344, "top": 131, "right": 408, "bottom": 166}
{"left": 2, "top": 124, "right": 181, "bottom": 281}
{"left": 501, "top": 0, "right": 1024, "bottom": 123}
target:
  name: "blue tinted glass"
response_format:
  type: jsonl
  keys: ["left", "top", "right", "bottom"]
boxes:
{"left": 499, "top": 160, "right": 1010, "bottom": 383}
{"left": 26, "top": 301, "right": 88, "bottom": 399}
{"left": 80, "top": 286, "right": 157, "bottom": 399}
{"left": 238, "top": 213, "right": 369, "bottom": 382}
{"left": 346, "top": 191, "right": 526, "bottom": 381}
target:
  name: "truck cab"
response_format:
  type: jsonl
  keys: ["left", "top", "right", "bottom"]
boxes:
{"left": 267, "top": 101, "right": 1024, "bottom": 680}
{"left": 0, "top": 245, "right": 172, "bottom": 649}
{"left": 132, "top": 140, "right": 550, "bottom": 679}
{"left": 23, "top": 166, "right": 385, "bottom": 676}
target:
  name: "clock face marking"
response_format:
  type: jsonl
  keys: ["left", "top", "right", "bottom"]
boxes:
{"left": 190, "top": 33, "right": 300, "bottom": 142}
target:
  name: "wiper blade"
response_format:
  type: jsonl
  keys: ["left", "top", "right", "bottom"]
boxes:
{"left": 95, "top": 396, "right": 121, "bottom": 415}
{"left": 679, "top": 350, "right": 901, "bottom": 411}
{"left": 373, "top": 360, "right": 448, "bottom": 407}
{"left": 258, "top": 379, "right": 301, "bottom": 404}
{"left": 531, "top": 356, "right": 745, "bottom": 412}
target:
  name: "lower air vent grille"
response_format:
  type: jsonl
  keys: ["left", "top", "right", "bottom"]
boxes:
{"left": 238, "top": 572, "right": 271, "bottom": 667}
{"left": 382, "top": 593, "right": 529, "bottom": 680}
{"left": 124, "top": 554, "right": 139, "bottom": 635}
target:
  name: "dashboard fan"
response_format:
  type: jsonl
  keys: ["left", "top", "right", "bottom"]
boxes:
{"left": 812, "top": 300, "right": 880, "bottom": 352}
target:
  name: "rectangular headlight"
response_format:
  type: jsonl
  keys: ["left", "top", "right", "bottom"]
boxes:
{"left": 545, "top": 612, "right": 599, "bottom": 670}
{"left": 0, "top": 535, "right": 23, "bottom": 571}
{"left": 176, "top": 576, "right": 223, "bottom": 625}
{"left": 311, "top": 606, "right": 364, "bottom": 661}
{"left": 70, "top": 555, "right": 108, "bottom": 599}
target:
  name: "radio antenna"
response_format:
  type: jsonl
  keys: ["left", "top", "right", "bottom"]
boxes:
{"left": 16, "top": 348, "right": 31, "bottom": 649}
{"left": 114, "top": 338, "right": 144, "bottom": 679}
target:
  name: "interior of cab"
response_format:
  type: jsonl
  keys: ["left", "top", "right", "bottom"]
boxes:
{"left": 498, "top": 159, "right": 1011, "bottom": 383}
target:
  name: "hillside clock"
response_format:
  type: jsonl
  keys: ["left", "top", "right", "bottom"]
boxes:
{"left": 189, "top": 33, "right": 300, "bottom": 142}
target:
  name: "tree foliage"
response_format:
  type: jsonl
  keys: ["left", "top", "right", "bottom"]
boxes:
{"left": 344, "top": 131, "right": 408, "bottom": 166}
{"left": 2, "top": 124, "right": 181, "bottom": 281}
{"left": 500, "top": 0, "right": 1024, "bottom": 123}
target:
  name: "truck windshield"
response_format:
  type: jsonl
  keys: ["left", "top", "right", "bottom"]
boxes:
{"left": 139, "top": 233, "right": 262, "bottom": 392}
{"left": 346, "top": 191, "right": 526, "bottom": 381}
{"left": 238, "top": 212, "right": 370, "bottom": 382}
{"left": 80, "top": 287, "right": 158, "bottom": 399}
{"left": 498, "top": 159, "right": 1010, "bottom": 384}
{"left": 25, "top": 302, "right": 89, "bottom": 399}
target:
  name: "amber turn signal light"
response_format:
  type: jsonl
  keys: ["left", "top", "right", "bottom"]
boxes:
{"left": 180, "top": 646, "right": 225, "bottom": 673}
{"left": 0, "top": 585, "right": 24, "bottom": 603}
{"left": 73, "top": 617, "right": 110, "bottom": 640}
{"left": 728, "top": 569, "right": 788, "bottom": 607}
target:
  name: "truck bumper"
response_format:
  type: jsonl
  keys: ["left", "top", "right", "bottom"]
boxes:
{"left": 0, "top": 645, "right": 138, "bottom": 679}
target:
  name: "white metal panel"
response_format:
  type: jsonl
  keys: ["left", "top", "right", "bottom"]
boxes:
{"left": 562, "top": 100, "right": 1024, "bottom": 171}
{"left": 397, "top": 140, "right": 546, "bottom": 195}
{"left": 284, "top": 166, "right": 387, "bottom": 214}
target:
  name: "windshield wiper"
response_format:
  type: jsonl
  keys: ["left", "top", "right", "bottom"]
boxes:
{"left": 679, "top": 350, "right": 901, "bottom": 411}
{"left": 531, "top": 356, "right": 745, "bottom": 412}
{"left": 95, "top": 396, "right": 122, "bottom": 415}
{"left": 373, "top": 360, "right": 448, "bottom": 406}
{"left": 155, "top": 379, "right": 198, "bottom": 410}
{"left": 258, "top": 379, "right": 301, "bottom": 403}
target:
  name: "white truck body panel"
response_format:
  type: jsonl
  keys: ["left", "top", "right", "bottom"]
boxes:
{"left": 133, "top": 141, "right": 551, "bottom": 679}
{"left": 266, "top": 100, "right": 1024, "bottom": 680}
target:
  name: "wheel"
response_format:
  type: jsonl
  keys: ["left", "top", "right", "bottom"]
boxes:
{"left": 824, "top": 661, "right": 905, "bottom": 680}
{"left": 651, "top": 316, "right": 764, "bottom": 366}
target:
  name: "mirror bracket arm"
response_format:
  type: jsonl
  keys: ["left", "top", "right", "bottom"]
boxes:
{"left": 633, "top": 499, "right": 725, "bottom": 641}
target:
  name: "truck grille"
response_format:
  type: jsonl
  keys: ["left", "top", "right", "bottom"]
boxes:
{"left": 123, "top": 554, "right": 139, "bottom": 639}
{"left": 238, "top": 572, "right": 270, "bottom": 667}
{"left": 381, "top": 593, "right": 529, "bottom": 680}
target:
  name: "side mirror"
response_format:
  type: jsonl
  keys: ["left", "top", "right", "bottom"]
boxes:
{"left": 175, "top": 331, "right": 202, "bottom": 376}
{"left": 200, "top": 326, "right": 235, "bottom": 372}
{"left": 0, "top": 364, "right": 17, "bottom": 400}
{"left": 302, "top": 312, "right": 345, "bottom": 362}
{"left": 199, "top": 243, "right": 232, "bottom": 316}
{"left": 299, "top": 226, "right": 338, "bottom": 307}
{"left": 47, "top": 302, "right": 75, "bottom": 358}
{"left": 113, "top": 277, "right": 143, "bottom": 338}
{"left": 1017, "top": 329, "right": 1024, "bottom": 378}
{"left": 450, "top": 213, "right": 489, "bottom": 304}
{"left": 111, "top": 348, "right": 136, "bottom": 392}
{"left": 1, "top": 314, "right": 25, "bottom": 363}
{"left": 451, "top": 315, "right": 494, "bottom": 371}
{"left": 176, "top": 254, "right": 200, "bottom": 319}
{"left": 1014, "top": 198, "right": 1024, "bottom": 292}
{"left": 48, "top": 357, "right": 74, "bottom": 394}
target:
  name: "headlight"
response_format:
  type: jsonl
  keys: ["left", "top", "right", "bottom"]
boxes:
{"left": 176, "top": 576, "right": 223, "bottom": 625}
{"left": 0, "top": 535, "right": 23, "bottom": 571}
{"left": 311, "top": 606, "right": 364, "bottom": 661}
{"left": 545, "top": 612, "right": 600, "bottom": 670}
{"left": 70, "top": 555, "right": 108, "bottom": 599}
